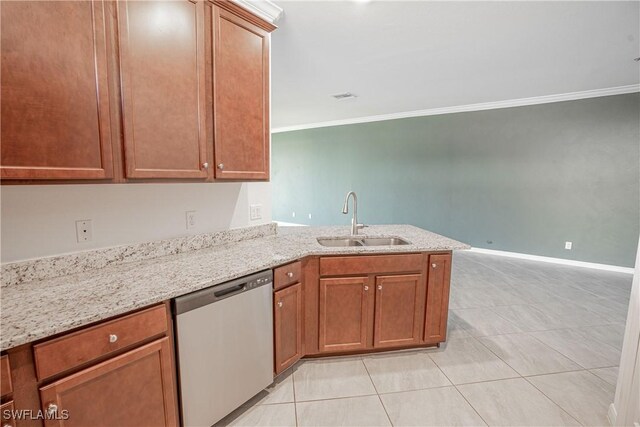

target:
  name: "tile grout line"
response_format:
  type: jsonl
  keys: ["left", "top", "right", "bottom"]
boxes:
{"left": 424, "top": 351, "right": 491, "bottom": 426}
{"left": 470, "top": 331, "right": 585, "bottom": 426}
{"left": 292, "top": 367, "right": 299, "bottom": 427}
{"left": 360, "top": 357, "right": 395, "bottom": 426}
{"left": 521, "top": 375, "right": 586, "bottom": 426}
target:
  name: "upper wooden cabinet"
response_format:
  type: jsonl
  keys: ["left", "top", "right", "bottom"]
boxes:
{"left": 1, "top": 0, "right": 274, "bottom": 183}
{"left": 0, "top": 1, "right": 115, "bottom": 180}
{"left": 118, "top": 0, "right": 209, "bottom": 179}
{"left": 212, "top": 5, "right": 271, "bottom": 180}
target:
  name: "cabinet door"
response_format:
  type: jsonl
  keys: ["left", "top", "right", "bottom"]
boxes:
{"left": 424, "top": 254, "right": 452, "bottom": 343}
{"left": 0, "top": 1, "right": 114, "bottom": 180}
{"left": 118, "top": 0, "right": 209, "bottom": 179}
{"left": 374, "top": 274, "right": 424, "bottom": 348}
{"left": 274, "top": 283, "right": 303, "bottom": 375}
{"left": 319, "top": 277, "right": 371, "bottom": 353}
{"left": 39, "top": 338, "right": 178, "bottom": 427}
{"left": 212, "top": 6, "right": 270, "bottom": 180}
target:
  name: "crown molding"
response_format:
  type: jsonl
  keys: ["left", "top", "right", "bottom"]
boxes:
{"left": 230, "top": 0, "right": 283, "bottom": 25}
{"left": 272, "top": 84, "right": 640, "bottom": 133}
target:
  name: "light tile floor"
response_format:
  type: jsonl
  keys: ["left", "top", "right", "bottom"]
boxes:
{"left": 218, "top": 251, "right": 632, "bottom": 427}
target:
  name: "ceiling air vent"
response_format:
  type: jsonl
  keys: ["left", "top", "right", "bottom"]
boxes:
{"left": 331, "top": 92, "right": 357, "bottom": 100}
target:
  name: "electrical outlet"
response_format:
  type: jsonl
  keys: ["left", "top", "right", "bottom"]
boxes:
{"left": 75, "top": 220, "right": 92, "bottom": 243}
{"left": 186, "top": 211, "right": 196, "bottom": 229}
{"left": 308, "top": 213, "right": 312, "bottom": 219}
{"left": 565, "top": 241, "right": 572, "bottom": 250}
{"left": 250, "top": 204, "right": 262, "bottom": 221}
{"left": 292, "top": 211, "right": 296, "bottom": 218}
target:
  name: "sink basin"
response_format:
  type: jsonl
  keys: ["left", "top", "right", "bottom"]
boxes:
{"left": 361, "top": 237, "right": 411, "bottom": 246}
{"left": 316, "top": 237, "right": 363, "bottom": 247}
{"left": 317, "top": 236, "right": 411, "bottom": 247}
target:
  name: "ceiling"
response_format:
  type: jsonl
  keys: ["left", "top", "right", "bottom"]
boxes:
{"left": 270, "top": 1, "right": 640, "bottom": 130}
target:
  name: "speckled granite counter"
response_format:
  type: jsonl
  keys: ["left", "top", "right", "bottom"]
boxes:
{"left": 1, "top": 224, "right": 468, "bottom": 350}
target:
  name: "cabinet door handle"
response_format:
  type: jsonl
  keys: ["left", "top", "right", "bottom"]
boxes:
{"left": 109, "top": 334, "right": 118, "bottom": 343}
{"left": 432, "top": 263, "right": 437, "bottom": 268}
{"left": 217, "top": 163, "right": 224, "bottom": 170}
{"left": 364, "top": 285, "right": 369, "bottom": 291}
{"left": 277, "top": 301, "right": 283, "bottom": 308}
{"left": 46, "top": 403, "right": 58, "bottom": 417}
{"left": 202, "top": 162, "right": 209, "bottom": 170}
{"left": 378, "top": 285, "right": 382, "bottom": 290}
{"left": 286, "top": 272, "right": 293, "bottom": 278}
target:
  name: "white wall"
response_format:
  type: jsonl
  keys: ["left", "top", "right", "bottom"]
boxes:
{"left": 0, "top": 182, "right": 272, "bottom": 263}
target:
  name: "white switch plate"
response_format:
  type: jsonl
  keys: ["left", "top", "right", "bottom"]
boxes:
{"left": 75, "top": 220, "right": 92, "bottom": 243}
{"left": 292, "top": 211, "right": 296, "bottom": 218}
{"left": 186, "top": 211, "right": 196, "bottom": 229}
{"left": 565, "top": 241, "right": 572, "bottom": 250}
{"left": 250, "top": 204, "right": 262, "bottom": 221}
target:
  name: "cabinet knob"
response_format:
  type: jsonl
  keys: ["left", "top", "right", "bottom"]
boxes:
{"left": 432, "top": 263, "right": 437, "bottom": 268}
{"left": 4, "top": 423, "right": 13, "bottom": 427}
{"left": 364, "top": 285, "right": 369, "bottom": 291}
{"left": 286, "top": 272, "right": 293, "bottom": 278}
{"left": 378, "top": 285, "right": 382, "bottom": 290}
{"left": 277, "top": 301, "right": 283, "bottom": 308}
{"left": 202, "top": 162, "right": 209, "bottom": 169}
{"left": 217, "top": 163, "right": 224, "bottom": 170}
{"left": 109, "top": 334, "right": 118, "bottom": 343}
{"left": 46, "top": 403, "right": 58, "bottom": 417}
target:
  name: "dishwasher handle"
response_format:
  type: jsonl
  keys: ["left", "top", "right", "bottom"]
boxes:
{"left": 174, "top": 270, "right": 273, "bottom": 315}
{"left": 214, "top": 283, "right": 246, "bottom": 299}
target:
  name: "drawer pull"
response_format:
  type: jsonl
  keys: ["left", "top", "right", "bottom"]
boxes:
{"left": 286, "top": 272, "right": 293, "bottom": 278}
{"left": 109, "top": 334, "right": 118, "bottom": 343}
{"left": 46, "top": 403, "right": 58, "bottom": 417}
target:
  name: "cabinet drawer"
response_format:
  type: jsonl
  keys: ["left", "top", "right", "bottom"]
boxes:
{"left": 0, "top": 356, "right": 11, "bottom": 397}
{"left": 274, "top": 261, "right": 302, "bottom": 290}
{"left": 320, "top": 254, "right": 423, "bottom": 277}
{"left": 34, "top": 305, "right": 168, "bottom": 381}
{"left": 1, "top": 401, "right": 15, "bottom": 427}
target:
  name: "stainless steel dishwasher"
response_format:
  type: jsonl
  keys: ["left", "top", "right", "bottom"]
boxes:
{"left": 173, "top": 270, "right": 274, "bottom": 427}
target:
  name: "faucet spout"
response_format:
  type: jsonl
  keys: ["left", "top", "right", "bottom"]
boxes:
{"left": 342, "top": 191, "right": 362, "bottom": 235}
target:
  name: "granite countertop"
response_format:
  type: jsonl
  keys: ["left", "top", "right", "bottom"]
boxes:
{"left": 1, "top": 224, "right": 468, "bottom": 350}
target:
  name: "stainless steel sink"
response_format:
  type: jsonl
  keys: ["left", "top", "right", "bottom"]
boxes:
{"left": 317, "top": 236, "right": 411, "bottom": 247}
{"left": 361, "top": 237, "right": 411, "bottom": 246}
{"left": 316, "top": 238, "right": 363, "bottom": 247}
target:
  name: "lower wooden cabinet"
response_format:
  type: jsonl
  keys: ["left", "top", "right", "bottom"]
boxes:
{"left": 424, "top": 254, "right": 452, "bottom": 343}
{"left": 374, "top": 274, "right": 425, "bottom": 348}
{"left": 39, "top": 338, "right": 177, "bottom": 427}
{"left": 1, "top": 401, "right": 15, "bottom": 427}
{"left": 319, "top": 277, "right": 371, "bottom": 353}
{"left": 274, "top": 283, "right": 303, "bottom": 375}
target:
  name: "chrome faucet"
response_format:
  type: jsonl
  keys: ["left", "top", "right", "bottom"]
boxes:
{"left": 342, "top": 191, "right": 365, "bottom": 235}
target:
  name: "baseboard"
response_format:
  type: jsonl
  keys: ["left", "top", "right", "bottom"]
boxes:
{"left": 469, "top": 247, "right": 635, "bottom": 274}
{"left": 608, "top": 403, "right": 617, "bottom": 426}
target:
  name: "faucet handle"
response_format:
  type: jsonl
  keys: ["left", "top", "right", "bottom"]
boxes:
{"left": 356, "top": 223, "right": 367, "bottom": 229}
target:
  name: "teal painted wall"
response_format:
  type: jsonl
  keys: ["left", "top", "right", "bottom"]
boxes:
{"left": 272, "top": 94, "right": 640, "bottom": 267}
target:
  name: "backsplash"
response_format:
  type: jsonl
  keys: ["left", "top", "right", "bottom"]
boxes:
{"left": 1, "top": 223, "right": 277, "bottom": 287}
